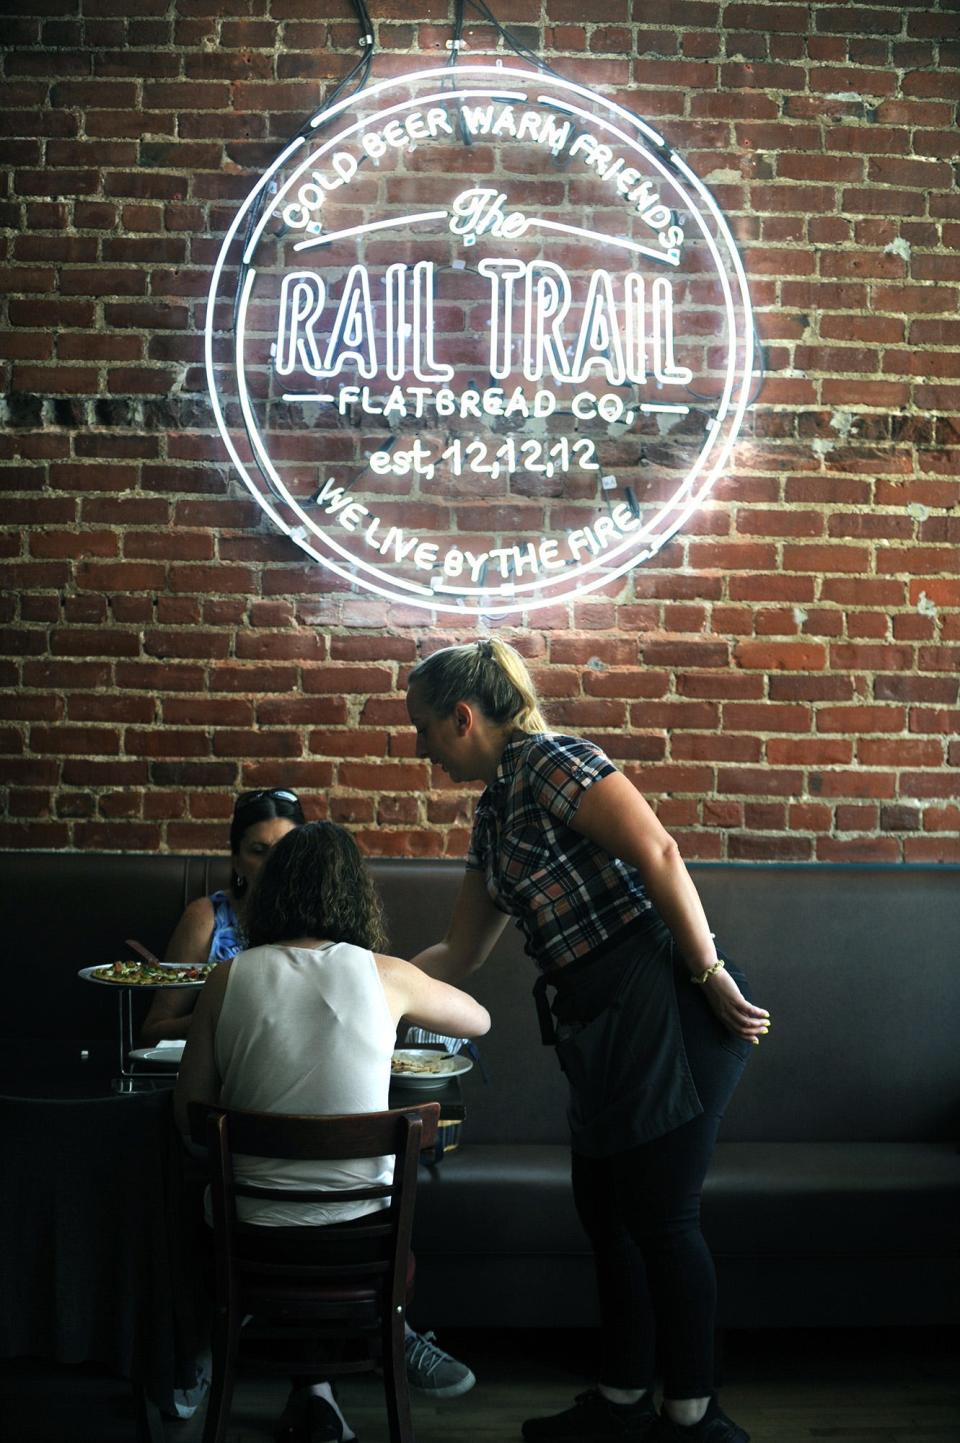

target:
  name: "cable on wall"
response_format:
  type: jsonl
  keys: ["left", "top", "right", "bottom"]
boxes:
{"left": 232, "top": 0, "right": 376, "bottom": 328}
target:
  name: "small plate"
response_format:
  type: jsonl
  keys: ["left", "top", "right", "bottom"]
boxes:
{"left": 128, "top": 1043, "right": 186, "bottom": 1066}
{"left": 77, "top": 963, "right": 211, "bottom": 989}
{"left": 390, "top": 1048, "right": 473, "bottom": 1087}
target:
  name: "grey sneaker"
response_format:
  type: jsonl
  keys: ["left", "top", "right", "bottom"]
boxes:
{"left": 404, "top": 1328, "right": 476, "bottom": 1397}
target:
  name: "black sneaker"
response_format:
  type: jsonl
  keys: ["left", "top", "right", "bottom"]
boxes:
{"left": 654, "top": 1396, "right": 749, "bottom": 1443}
{"left": 522, "top": 1387, "right": 658, "bottom": 1441}
{"left": 305, "top": 1394, "right": 344, "bottom": 1443}
{"left": 274, "top": 1386, "right": 307, "bottom": 1443}
{"left": 274, "top": 1390, "right": 344, "bottom": 1443}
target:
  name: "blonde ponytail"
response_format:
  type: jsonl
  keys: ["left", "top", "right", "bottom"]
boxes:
{"left": 408, "top": 637, "right": 548, "bottom": 734}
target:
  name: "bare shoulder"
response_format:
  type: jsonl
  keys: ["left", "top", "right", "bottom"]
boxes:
{"left": 192, "top": 957, "right": 233, "bottom": 1017}
{"left": 182, "top": 895, "right": 217, "bottom": 928}
{"left": 165, "top": 895, "right": 217, "bottom": 965}
{"left": 373, "top": 951, "right": 412, "bottom": 978}
{"left": 204, "top": 956, "right": 233, "bottom": 995}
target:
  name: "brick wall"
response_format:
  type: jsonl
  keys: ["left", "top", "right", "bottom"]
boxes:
{"left": 1, "top": 1, "right": 958, "bottom": 861}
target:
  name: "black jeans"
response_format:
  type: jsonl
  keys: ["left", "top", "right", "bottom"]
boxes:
{"left": 570, "top": 950, "right": 750, "bottom": 1399}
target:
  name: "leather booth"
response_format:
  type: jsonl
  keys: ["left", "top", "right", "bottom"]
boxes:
{"left": 3, "top": 852, "right": 958, "bottom": 1332}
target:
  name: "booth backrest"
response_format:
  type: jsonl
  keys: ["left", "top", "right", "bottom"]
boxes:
{"left": 374, "top": 859, "right": 960, "bottom": 1147}
{"left": 4, "top": 854, "right": 958, "bottom": 1146}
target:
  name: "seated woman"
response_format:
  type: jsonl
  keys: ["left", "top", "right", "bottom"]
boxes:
{"left": 142, "top": 787, "right": 306, "bottom": 1046}
{"left": 174, "top": 821, "right": 491, "bottom": 1443}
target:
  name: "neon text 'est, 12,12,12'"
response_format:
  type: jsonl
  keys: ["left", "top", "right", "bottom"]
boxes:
{"left": 207, "top": 65, "right": 754, "bottom": 615}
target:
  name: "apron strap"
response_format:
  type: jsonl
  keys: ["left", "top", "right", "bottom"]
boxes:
{"left": 532, "top": 972, "right": 558, "bottom": 1046}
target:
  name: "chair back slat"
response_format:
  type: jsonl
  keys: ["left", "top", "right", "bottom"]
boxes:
{"left": 238, "top": 1258, "right": 390, "bottom": 1280}
{"left": 189, "top": 1103, "right": 438, "bottom": 1161}
{"left": 232, "top": 1183, "right": 394, "bottom": 1204}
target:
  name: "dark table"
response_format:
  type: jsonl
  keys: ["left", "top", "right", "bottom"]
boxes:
{"left": 1, "top": 1038, "right": 465, "bottom": 1433}
{"left": 0, "top": 1040, "right": 207, "bottom": 1442}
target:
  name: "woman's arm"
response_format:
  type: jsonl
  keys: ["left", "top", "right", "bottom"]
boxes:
{"left": 376, "top": 950, "right": 492, "bottom": 1038}
{"left": 141, "top": 897, "right": 214, "bottom": 1045}
{"left": 406, "top": 869, "right": 509, "bottom": 983}
{"left": 172, "top": 960, "right": 231, "bottom": 1137}
{"left": 570, "top": 771, "right": 769, "bottom": 1040}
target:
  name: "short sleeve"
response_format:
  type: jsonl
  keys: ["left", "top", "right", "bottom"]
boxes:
{"left": 524, "top": 734, "right": 617, "bottom": 827}
{"left": 465, "top": 798, "right": 492, "bottom": 872}
{"left": 465, "top": 833, "right": 483, "bottom": 872}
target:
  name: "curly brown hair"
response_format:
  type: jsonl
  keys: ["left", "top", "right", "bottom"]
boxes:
{"left": 244, "top": 821, "right": 386, "bottom": 952}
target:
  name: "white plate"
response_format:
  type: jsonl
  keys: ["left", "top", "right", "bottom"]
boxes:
{"left": 128, "top": 1043, "right": 186, "bottom": 1065}
{"left": 390, "top": 1048, "right": 473, "bottom": 1087}
{"left": 77, "top": 963, "right": 211, "bottom": 989}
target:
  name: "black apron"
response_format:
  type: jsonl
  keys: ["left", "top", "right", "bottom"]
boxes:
{"left": 532, "top": 918, "right": 704, "bottom": 1158}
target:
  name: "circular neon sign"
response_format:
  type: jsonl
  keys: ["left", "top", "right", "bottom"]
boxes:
{"left": 206, "top": 64, "right": 754, "bottom": 616}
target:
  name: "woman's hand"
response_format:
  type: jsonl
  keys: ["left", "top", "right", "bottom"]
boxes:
{"left": 699, "top": 968, "right": 770, "bottom": 1044}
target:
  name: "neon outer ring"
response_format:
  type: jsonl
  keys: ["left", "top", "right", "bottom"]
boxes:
{"left": 206, "top": 63, "right": 754, "bottom": 617}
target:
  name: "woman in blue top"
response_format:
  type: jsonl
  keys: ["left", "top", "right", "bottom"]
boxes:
{"left": 405, "top": 638, "right": 770, "bottom": 1443}
{"left": 141, "top": 788, "right": 306, "bottom": 1045}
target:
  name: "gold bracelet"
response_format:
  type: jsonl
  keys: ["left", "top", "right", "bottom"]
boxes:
{"left": 691, "top": 959, "right": 725, "bottom": 985}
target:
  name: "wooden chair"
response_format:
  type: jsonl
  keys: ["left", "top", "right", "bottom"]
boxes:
{"left": 189, "top": 1100, "right": 440, "bottom": 1443}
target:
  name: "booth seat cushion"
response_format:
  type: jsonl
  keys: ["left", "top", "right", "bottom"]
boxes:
{"left": 413, "top": 1141, "right": 960, "bottom": 1263}
{"left": 703, "top": 1141, "right": 960, "bottom": 1259}
{"left": 414, "top": 1145, "right": 582, "bottom": 1256}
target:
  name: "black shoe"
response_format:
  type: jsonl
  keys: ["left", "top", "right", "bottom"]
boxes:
{"left": 306, "top": 1394, "right": 344, "bottom": 1443}
{"left": 274, "top": 1390, "right": 344, "bottom": 1443}
{"left": 522, "top": 1387, "right": 658, "bottom": 1441}
{"left": 275, "top": 1387, "right": 308, "bottom": 1443}
{"left": 654, "top": 1396, "right": 749, "bottom": 1442}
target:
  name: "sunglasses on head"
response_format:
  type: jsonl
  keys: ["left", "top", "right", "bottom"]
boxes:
{"left": 235, "top": 788, "right": 299, "bottom": 811}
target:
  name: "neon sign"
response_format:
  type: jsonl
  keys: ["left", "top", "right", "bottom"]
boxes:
{"left": 206, "top": 65, "right": 754, "bottom": 616}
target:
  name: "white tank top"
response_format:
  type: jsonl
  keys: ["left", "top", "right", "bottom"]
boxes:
{"left": 213, "top": 942, "right": 396, "bottom": 1226}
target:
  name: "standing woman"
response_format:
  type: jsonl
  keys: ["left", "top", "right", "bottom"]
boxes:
{"left": 405, "top": 639, "right": 769, "bottom": 1443}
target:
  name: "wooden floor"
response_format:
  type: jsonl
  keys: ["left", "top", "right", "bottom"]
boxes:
{"left": 3, "top": 1327, "right": 958, "bottom": 1443}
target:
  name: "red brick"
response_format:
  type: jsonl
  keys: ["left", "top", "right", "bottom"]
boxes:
{"left": 768, "top": 738, "right": 853, "bottom": 765}
{"left": 734, "top": 641, "right": 827, "bottom": 671}
{"left": 717, "top": 767, "right": 805, "bottom": 796}
{"left": 728, "top": 575, "right": 817, "bottom": 603}
{"left": 51, "top": 627, "right": 139, "bottom": 657}
{"left": 209, "top": 665, "right": 300, "bottom": 694}
{"left": 255, "top": 698, "right": 348, "bottom": 726}
{"left": 31, "top": 725, "right": 121, "bottom": 756}
{"left": 75, "top": 561, "right": 166, "bottom": 591}
{"left": 583, "top": 669, "right": 668, "bottom": 700}
{"left": 672, "top": 735, "right": 761, "bottom": 762}
{"left": 546, "top": 700, "right": 629, "bottom": 728}
{"left": 641, "top": 641, "right": 729, "bottom": 668}
{"left": 817, "top": 836, "right": 901, "bottom": 862}
{"left": 902, "top": 769, "right": 960, "bottom": 799}
{"left": 22, "top": 659, "right": 111, "bottom": 689}
{"left": 814, "top": 771, "right": 897, "bottom": 799}
{"left": 678, "top": 674, "right": 765, "bottom": 700}
{"left": 302, "top": 665, "right": 396, "bottom": 695}
{"left": 211, "top": 730, "right": 302, "bottom": 759}
{"left": 233, "top": 630, "right": 325, "bottom": 662}
{"left": 860, "top": 738, "right": 944, "bottom": 768}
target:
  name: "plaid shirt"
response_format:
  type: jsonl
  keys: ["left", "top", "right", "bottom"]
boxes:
{"left": 466, "top": 732, "right": 653, "bottom": 971}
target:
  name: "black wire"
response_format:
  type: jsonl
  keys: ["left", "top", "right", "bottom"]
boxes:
{"left": 230, "top": 0, "right": 376, "bottom": 509}
{"left": 232, "top": 0, "right": 375, "bottom": 330}
{"left": 462, "top": 0, "right": 566, "bottom": 80}
{"left": 449, "top": 0, "right": 466, "bottom": 68}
